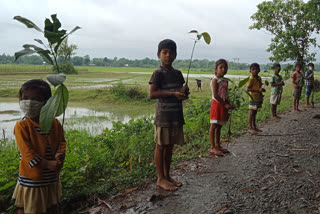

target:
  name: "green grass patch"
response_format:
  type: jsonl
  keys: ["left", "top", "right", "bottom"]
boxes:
{"left": 0, "top": 64, "right": 52, "bottom": 74}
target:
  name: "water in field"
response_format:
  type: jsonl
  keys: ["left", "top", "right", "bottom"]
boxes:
{"left": 0, "top": 102, "right": 151, "bottom": 141}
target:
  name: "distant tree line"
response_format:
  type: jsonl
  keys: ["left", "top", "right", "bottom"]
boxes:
{"left": 1, "top": 53, "right": 319, "bottom": 71}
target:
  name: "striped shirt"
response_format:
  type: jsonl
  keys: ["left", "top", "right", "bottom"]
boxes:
{"left": 18, "top": 145, "right": 58, "bottom": 187}
{"left": 149, "top": 66, "right": 185, "bottom": 127}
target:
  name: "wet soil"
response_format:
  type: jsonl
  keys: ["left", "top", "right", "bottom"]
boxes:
{"left": 81, "top": 104, "right": 320, "bottom": 214}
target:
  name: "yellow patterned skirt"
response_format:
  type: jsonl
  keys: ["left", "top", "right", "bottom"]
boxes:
{"left": 12, "top": 181, "right": 62, "bottom": 214}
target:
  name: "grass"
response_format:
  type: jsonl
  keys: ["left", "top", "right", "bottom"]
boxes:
{"left": 0, "top": 64, "right": 52, "bottom": 74}
{"left": 0, "top": 63, "right": 274, "bottom": 75}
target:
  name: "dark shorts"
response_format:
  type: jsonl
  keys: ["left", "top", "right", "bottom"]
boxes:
{"left": 293, "top": 86, "right": 302, "bottom": 99}
{"left": 305, "top": 85, "right": 313, "bottom": 97}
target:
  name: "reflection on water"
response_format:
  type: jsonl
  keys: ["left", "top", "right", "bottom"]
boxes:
{"left": 70, "top": 84, "right": 113, "bottom": 89}
{"left": 0, "top": 102, "right": 148, "bottom": 141}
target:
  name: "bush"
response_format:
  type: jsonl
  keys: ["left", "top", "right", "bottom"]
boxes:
{"left": 60, "top": 117, "right": 156, "bottom": 211}
{"left": 0, "top": 139, "right": 19, "bottom": 212}
{"left": 110, "top": 82, "right": 148, "bottom": 101}
{"left": 52, "top": 62, "right": 78, "bottom": 74}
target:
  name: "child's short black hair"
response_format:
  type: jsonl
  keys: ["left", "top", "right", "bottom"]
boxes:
{"left": 19, "top": 79, "right": 52, "bottom": 101}
{"left": 295, "top": 62, "right": 302, "bottom": 68}
{"left": 250, "top": 63, "right": 260, "bottom": 70}
{"left": 158, "top": 39, "right": 177, "bottom": 54}
{"left": 215, "top": 59, "right": 228, "bottom": 68}
{"left": 308, "top": 62, "right": 314, "bottom": 67}
{"left": 273, "top": 62, "right": 281, "bottom": 70}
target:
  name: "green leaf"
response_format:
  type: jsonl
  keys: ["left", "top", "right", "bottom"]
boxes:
{"left": 37, "top": 50, "right": 54, "bottom": 65}
{"left": 244, "top": 90, "right": 254, "bottom": 100}
{"left": 218, "top": 77, "right": 233, "bottom": 83}
{"left": 54, "top": 37, "right": 67, "bottom": 55}
{"left": 34, "top": 39, "right": 44, "bottom": 45}
{"left": 238, "top": 76, "right": 250, "bottom": 88}
{"left": 0, "top": 181, "right": 16, "bottom": 191}
{"left": 67, "top": 26, "right": 81, "bottom": 36}
{"left": 264, "top": 80, "right": 269, "bottom": 86}
{"left": 22, "top": 44, "right": 53, "bottom": 65}
{"left": 14, "top": 48, "right": 36, "bottom": 61}
{"left": 39, "top": 84, "right": 68, "bottom": 133}
{"left": 189, "top": 30, "right": 198, "bottom": 34}
{"left": 201, "top": 32, "right": 211, "bottom": 44}
{"left": 47, "top": 73, "right": 66, "bottom": 87}
{"left": 197, "top": 34, "right": 203, "bottom": 40}
{"left": 44, "top": 14, "right": 67, "bottom": 45}
{"left": 44, "top": 30, "right": 66, "bottom": 45}
{"left": 53, "top": 26, "right": 80, "bottom": 54}
{"left": 55, "top": 84, "right": 69, "bottom": 117}
{"left": 40, "top": 94, "right": 59, "bottom": 133}
{"left": 13, "top": 16, "right": 43, "bottom": 32}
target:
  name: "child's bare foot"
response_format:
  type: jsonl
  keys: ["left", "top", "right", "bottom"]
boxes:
{"left": 248, "top": 129, "right": 257, "bottom": 134}
{"left": 209, "top": 148, "right": 224, "bottom": 156}
{"left": 157, "top": 178, "right": 177, "bottom": 191}
{"left": 255, "top": 128, "right": 263, "bottom": 132}
{"left": 220, "top": 147, "right": 230, "bottom": 153}
{"left": 168, "top": 177, "right": 183, "bottom": 187}
{"left": 273, "top": 115, "right": 281, "bottom": 119}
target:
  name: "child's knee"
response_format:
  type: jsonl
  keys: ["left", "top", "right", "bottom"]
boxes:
{"left": 210, "top": 124, "right": 217, "bottom": 129}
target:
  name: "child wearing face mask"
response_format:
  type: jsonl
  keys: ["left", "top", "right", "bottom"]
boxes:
{"left": 305, "top": 62, "right": 315, "bottom": 107}
{"left": 12, "top": 79, "right": 66, "bottom": 214}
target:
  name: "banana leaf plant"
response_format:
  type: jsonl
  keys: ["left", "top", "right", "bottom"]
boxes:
{"left": 14, "top": 14, "right": 80, "bottom": 133}
{"left": 181, "top": 30, "right": 211, "bottom": 97}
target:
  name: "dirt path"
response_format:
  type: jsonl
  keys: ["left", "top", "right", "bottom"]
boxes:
{"left": 82, "top": 105, "right": 320, "bottom": 214}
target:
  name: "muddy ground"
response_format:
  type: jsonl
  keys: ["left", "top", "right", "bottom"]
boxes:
{"left": 80, "top": 104, "right": 320, "bottom": 214}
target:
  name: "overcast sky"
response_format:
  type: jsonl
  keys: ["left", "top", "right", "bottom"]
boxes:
{"left": 0, "top": 0, "right": 284, "bottom": 63}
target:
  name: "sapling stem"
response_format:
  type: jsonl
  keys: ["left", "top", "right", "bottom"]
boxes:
{"left": 62, "top": 86, "right": 65, "bottom": 127}
{"left": 186, "top": 40, "right": 197, "bottom": 86}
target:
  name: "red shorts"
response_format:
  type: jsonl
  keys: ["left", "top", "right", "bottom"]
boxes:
{"left": 210, "top": 99, "right": 228, "bottom": 125}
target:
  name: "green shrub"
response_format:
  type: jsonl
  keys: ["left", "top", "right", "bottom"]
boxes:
{"left": 52, "top": 62, "right": 78, "bottom": 74}
{"left": 0, "top": 139, "right": 19, "bottom": 212}
{"left": 110, "top": 82, "right": 148, "bottom": 101}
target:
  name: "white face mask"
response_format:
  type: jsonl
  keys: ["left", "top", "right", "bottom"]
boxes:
{"left": 19, "top": 100, "right": 45, "bottom": 118}
{"left": 308, "top": 66, "right": 313, "bottom": 71}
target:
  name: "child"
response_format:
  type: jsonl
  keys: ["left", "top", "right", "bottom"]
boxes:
{"left": 270, "top": 63, "right": 285, "bottom": 119}
{"left": 305, "top": 62, "right": 314, "bottom": 107}
{"left": 149, "top": 39, "right": 187, "bottom": 191}
{"left": 12, "top": 79, "right": 66, "bottom": 214}
{"left": 209, "top": 59, "right": 234, "bottom": 156}
{"left": 247, "top": 63, "right": 265, "bottom": 134}
{"left": 291, "top": 62, "right": 304, "bottom": 112}
{"left": 196, "top": 79, "right": 202, "bottom": 91}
